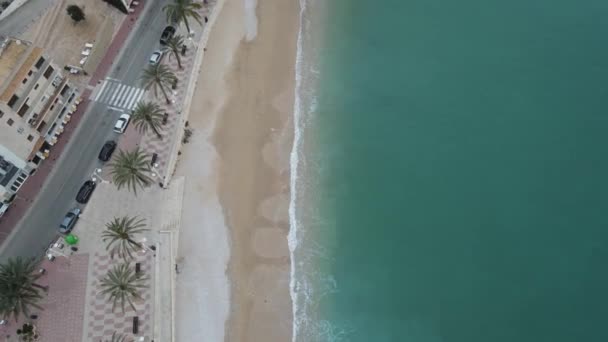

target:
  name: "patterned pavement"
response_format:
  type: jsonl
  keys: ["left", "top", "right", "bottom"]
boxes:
{"left": 0, "top": 255, "right": 89, "bottom": 342}
{"left": 37, "top": 255, "right": 89, "bottom": 342}
{"left": 139, "top": 0, "right": 217, "bottom": 183}
{"left": 85, "top": 252, "right": 154, "bottom": 341}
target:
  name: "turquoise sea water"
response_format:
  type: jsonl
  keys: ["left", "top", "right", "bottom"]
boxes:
{"left": 291, "top": 0, "right": 608, "bottom": 341}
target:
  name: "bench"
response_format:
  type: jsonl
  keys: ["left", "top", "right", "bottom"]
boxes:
{"left": 151, "top": 153, "right": 158, "bottom": 166}
{"left": 163, "top": 112, "right": 168, "bottom": 124}
{"left": 135, "top": 262, "right": 141, "bottom": 275}
{"left": 133, "top": 316, "right": 139, "bottom": 334}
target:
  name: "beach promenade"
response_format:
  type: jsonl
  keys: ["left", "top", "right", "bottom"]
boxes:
{"left": 2, "top": 1, "right": 299, "bottom": 341}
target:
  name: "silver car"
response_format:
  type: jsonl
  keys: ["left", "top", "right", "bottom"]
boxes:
{"left": 59, "top": 208, "right": 81, "bottom": 234}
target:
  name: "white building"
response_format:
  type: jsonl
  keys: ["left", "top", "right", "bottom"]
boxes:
{"left": 0, "top": 37, "right": 80, "bottom": 205}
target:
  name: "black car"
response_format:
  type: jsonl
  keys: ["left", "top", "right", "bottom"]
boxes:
{"left": 160, "top": 26, "right": 176, "bottom": 45}
{"left": 76, "top": 180, "right": 96, "bottom": 204}
{"left": 98, "top": 140, "right": 117, "bottom": 161}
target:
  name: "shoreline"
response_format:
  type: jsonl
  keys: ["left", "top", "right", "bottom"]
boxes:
{"left": 214, "top": 0, "right": 300, "bottom": 340}
{"left": 174, "top": 0, "right": 300, "bottom": 341}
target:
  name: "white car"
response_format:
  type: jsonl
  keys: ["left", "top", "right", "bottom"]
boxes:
{"left": 0, "top": 202, "right": 9, "bottom": 218}
{"left": 113, "top": 113, "right": 131, "bottom": 134}
{"left": 149, "top": 50, "right": 163, "bottom": 65}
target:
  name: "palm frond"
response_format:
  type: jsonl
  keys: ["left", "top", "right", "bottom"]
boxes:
{"left": 102, "top": 216, "right": 149, "bottom": 260}
{"left": 131, "top": 101, "right": 165, "bottom": 139}
{"left": 99, "top": 263, "right": 148, "bottom": 313}
{"left": 0, "top": 257, "right": 45, "bottom": 321}
{"left": 108, "top": 148, "right": 153, "bottom": 195}
{"left": 163, "top": 0, "right": 203, "bottom": 33}
{"left": 140, "top": 64, "right": 177, "bottom": 103}
{"left": 164, "top": 34, "right": 185, "bottom": 69}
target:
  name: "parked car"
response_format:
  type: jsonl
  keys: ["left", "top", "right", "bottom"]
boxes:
{"left": 76, "top": 180, "right": 96, "bottom": 204}
{"left": 149, "top": 50, "right": 163, "bottom": 65}
{"left": 160, "top": 26, "right": 176, "bottom": 45}
{"left": 98, "top": 140, "right": 117, "bottom": 161}
{"left": 59, "top": 208, "right": 81, "bottom": 234}
{"left": 113, "top": 113, "right": 131, "bottom": 134}
{"left": 0, "top": 202, "right": 9, "bottom": 218}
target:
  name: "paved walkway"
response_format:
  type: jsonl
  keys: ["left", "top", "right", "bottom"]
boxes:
{"left": 36, "top": 254, "right": 89, "bottom": 342}
{"left": 157, "top": 230, "right": 175, "bottom": 342}
{"left": 85, "top": 252, "right": 153, "bottom": 341}
{"left": 76, "top": 179, "right": 184, "bottom": 341}
{"left": 0, "top": 254, "right": 89, "bottom": 342}
{"left": 138, "top": 0, "right": 217, "bottom": 184}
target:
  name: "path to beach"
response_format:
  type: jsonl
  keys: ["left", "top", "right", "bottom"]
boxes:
{"left": 174, "top": 0, "right": 300, "bottom": 341}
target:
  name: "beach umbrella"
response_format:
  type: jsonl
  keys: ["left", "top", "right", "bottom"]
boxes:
{"left": 65, "top": 234, "right": 79, "bottom": 245}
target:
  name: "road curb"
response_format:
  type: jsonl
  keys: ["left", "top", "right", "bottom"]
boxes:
{"left": 0, "top": 0, "right": 29, "bottom": 22}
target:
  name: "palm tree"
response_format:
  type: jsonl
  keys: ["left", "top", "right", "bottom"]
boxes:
{"left": 131, "top": 101, "right": 164, "bottom": 140}
{"left": 140, "top": 64, "right": 177, "bottom": 104}
{"left": 108, "top": 148, "right": 153, "bottom": 194}
{"left": 0, "top": 257, "right": 45, "bottom": 321}
{"left": 102, "top": 216, "right": 149, "bottom": 260}
{"left": 164, "top": 34, "right": 185, "bottom": 69}
{"left": 163, "top": 0, "right": 202, "bottom": 35}
{"left": 99, "top": 263, "right": 148, "bottom": 313}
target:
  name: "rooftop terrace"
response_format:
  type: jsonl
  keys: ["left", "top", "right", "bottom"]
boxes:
{"left": 0, "top": 38, "right": 30, "bottom": 87}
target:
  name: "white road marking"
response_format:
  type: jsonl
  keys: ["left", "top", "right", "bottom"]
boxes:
{"left": 128, "top": 89, "right": 144, "bottom": 110}
{"left": 121, "top": 87, "right": 137, "bottom": 108}
{"left": 110, "top": 84, "right": 126, "bottom": 106}
{"left": 92, "top": 80, "right": 108, "bottom": 101}
{"left": 105, "top": 82, "right": 121, "bottom": 103}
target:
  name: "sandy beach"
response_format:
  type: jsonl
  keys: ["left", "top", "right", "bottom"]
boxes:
{"left": 175, "top": 0, "right": 299, "bottom": 341}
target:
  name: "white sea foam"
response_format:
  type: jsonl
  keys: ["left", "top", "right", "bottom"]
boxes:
{"left": 243, "top": 0, "right": 258, "bottom": 41}
{"left": 288, "top": 0, "right": 308, "bottom": 341}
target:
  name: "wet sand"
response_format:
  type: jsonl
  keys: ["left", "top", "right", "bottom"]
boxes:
{"left": 214, "top": 0, "right": 299, "bottom": 340}
{"left": 174, "top": 0, "right": 299, "bottom": 341}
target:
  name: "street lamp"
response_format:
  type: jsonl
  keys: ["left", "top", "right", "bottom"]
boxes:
{"left": 92, "top": 168, "right": 109, "bottom": 184}
{"left": 138, "top": 237, "right": 156, "bottom": 254}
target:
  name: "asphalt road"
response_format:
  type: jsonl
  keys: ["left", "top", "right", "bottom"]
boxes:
{"left": 0, "top": 0, "right": 172, "bottom": 262}
{"left": 0, "top": 0, "right": 53, "bottom": 37}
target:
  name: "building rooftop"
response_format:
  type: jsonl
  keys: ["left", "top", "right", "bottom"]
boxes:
{"left": 0, "top": 38, "right": 30, "bottom": 87}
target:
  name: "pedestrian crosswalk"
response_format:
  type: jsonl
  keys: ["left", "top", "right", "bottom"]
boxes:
{"left": 91, "top": 79, "right": 147, "bottom": 111}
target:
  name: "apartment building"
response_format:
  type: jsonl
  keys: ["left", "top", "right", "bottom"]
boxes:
{"left": 0, "top": 37, "right": 80, "bottom": 204}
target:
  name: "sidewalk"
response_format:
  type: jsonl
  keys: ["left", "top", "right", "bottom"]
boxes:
{"left": 77, "top": 179, "right": 184, "bottom": 342}
{"left": 138, "top": 0, "right": 218, "bottom": 185}
{"left": 0, "top": 254, "right": 90, "bottom": 342}
{"left": 0, "top": 1, "right": 148, "bottom": 246}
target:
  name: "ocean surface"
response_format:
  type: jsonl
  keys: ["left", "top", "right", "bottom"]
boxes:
{"left": 290, "top": 0, "right": 608, "bottom": 341}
